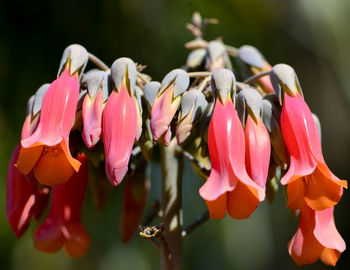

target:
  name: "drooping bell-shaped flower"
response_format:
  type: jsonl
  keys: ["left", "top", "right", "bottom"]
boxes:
{"left": 33, "top": 153, "right": 90, "bottom": 258}
{"left": 150, "top": 69, "right": 189, "bottom": 146}
{"left": 199, "top": 69, "right": 265, "bottom": 220}
{"left": 7, "top": 143, "right": 50, "bottom": 238}
{"left": 237, "top": 45, "right": 274, "bottom": 93}
{"left": 270, "top": 64, "right": 347, "bottom": 211}
{"left": 82, "top": 70, "right": 110, "bottom": 148}
{"left": 237, "top": 88, "right": 271, "bottom": 189}
{"left": 16, "top": 44, "right": 88, "bottom": 186}
{"left": 176, "top": 89, "right": 208, "bottom": 144}
{"left": 102, "top": 58, "right": 138, "bottom": 185}
{"left": 121, "top": 160, "right": 150, "bottom": 243}
{"left": 288, "top": 203, "right": 345, "bottom": 266}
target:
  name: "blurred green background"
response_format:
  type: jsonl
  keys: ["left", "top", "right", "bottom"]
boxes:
{"left": 0, "top": 0, "right": 349, "bottom": 269}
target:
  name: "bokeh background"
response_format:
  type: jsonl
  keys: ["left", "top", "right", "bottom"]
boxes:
{"left": 0, "top": 0, "right": 349, "bottom": 269}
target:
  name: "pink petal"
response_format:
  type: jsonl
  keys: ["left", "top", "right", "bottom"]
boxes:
{"left": 280, "top": 93, "right": 318, "bottom": 184}
{"left": 21, "top": 114, "right": 39, "bottom": 140}
{"left": 199, "top": 99, "right": 264, "bottom": 202}
{"left": 150, "top": 85, "right": 180, "bottom": 142}
{"left": 288, "top": 203, "right": 323, "bottom": 265}
{"left": 22, "top": 69, "right": 79, "bottom": 148}
{"left": 199, "top": 100, "right": 238, "bottom": 201}
{"left": 82, "top": 90, "right": 104, "bottom": 149}
{"left": 314, "top": 207, "right": 346, "bottom": 252}
{"left": 245, "top": 117, "right": 271, "bottom": 188}
{"left": 103, "top": 86, "right": 137, "bottom": 185}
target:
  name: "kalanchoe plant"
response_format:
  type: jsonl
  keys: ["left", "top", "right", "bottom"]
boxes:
{"left": 6, "top": 13, "right": 347, "bottom": 269}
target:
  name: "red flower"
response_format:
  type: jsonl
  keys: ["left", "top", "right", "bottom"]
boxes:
{"left": 6, "top": 143, "right": 50, "bottom": 238}
{"left": 103, "top": 85, "right": 137, "bottom": 185}
{"left": 281, "top": 93, "right": 347, "bottom": 210}
{"left": 150, "top": 69, "right": 189, "bottom": 146}
{"left": 33, "top": 153, "right": 90, "bottom": 258}
{"left": 288, "top": 203, "right": 345, "bottom": 266}
{"left": 16, "top": 69, "right": 81, "bottom": 186}
{"left": 199, "top": 70, "right": 265, "bottom": 219}
{"left": 244, "top": 115, "right": 270, "bottom": 189}
{"left": 81, "top": 71, "right": 109, "bottom": 149}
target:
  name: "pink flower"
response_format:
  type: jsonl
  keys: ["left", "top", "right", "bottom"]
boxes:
{"left": 270, "top": 64, "right": 347, "bottom": 210}
{"left": 244, "top": 115, "right": 270, "bottom": 189}
{"left": 281, "top": 93, "right": 347, "bottom": 210}
{"left": 33, "top": 153, "right": 90, "bottom": 258}
{"left": 288, "top": 203, "right": 345, "bottom": 266}
{"left": 199, "top": 69, "right": 265, "bottom": 219}
{"left": 16, "top": 69, "right": 81, "bottom": 186}
{"left": 150, "top": 69, "right": 189, "bottom": 146}
{"left": 82, "top": 71, "right": 109, "bottom": 148}
{"left": 102, "top": 58, "right": 138, "bottom": 185}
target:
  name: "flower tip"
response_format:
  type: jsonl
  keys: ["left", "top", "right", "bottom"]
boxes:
{"left": 108, "top": 167, "right": 128, "bottom": 187}
{"left": 83, "top": 128, "right": 101, "bottom": 149}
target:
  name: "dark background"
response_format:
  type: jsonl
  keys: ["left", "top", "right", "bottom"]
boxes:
{"left": 0, "top": 0, "right": 349, "bottom": 269}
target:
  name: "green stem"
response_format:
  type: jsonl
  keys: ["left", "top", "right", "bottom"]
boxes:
{"left": 160, "top": 139, "right": 184, "bottom": 270}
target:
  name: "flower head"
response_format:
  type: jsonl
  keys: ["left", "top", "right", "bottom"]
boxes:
{"left": 82, "top": 70, "right": 109, "bottom": 149}
{"left": 270, "top": 64, "right": 347, "bottom": 210}
{"left": 199, "top": 69, "right": 265, "bottom": 219}
{"left": 288, "top": 203, "right": 345, "bottom": 266}
{"left": 16, "top": 45, "right": 88, "bottom": 186}
{"left": 102, "top": 58, "right": 138, "bottom": 185}
{"left": 7, "top": 143, "right": 50, "bottom": 238}
{"left": 33, "top": 153, "right": 90, "bottom": 258}
{"left": 150, "top": 69, "right": 189, "bottom": 146}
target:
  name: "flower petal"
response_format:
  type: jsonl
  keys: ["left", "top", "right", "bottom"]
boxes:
{"left": 281, "top": 93, "right": 317, "bottom": 184}
{"left": 304, "top": 166, "right": 343, "bottom": 210}
{"left": 82, "top": 90, "right": 104, "bottom": 149}
{"left": 103, "top": 85, "right": 137, "bottom": 185}
{"left": 6, "top": 143, "right": 37, "bottom": 237}
{"left": 288, "top": 203, "right": 323, "bottom": 265}
{"left": 33, "top": 141, "right": 78, "bottom": 186}
{"left": 314, "top": 207, "right": 346, "bottom": 252}
{"left": 245, "top": 117, "right": 270, "bottom": 188}
{"left": 205, "top": 193, "right": 227, "bottom": 220}
{"left": 22, "top": 69, "right": 79, "bottom": 148}
{"left": 227, "top": 181, "right": 260, "bottom": 219}
{"left": 150, "top": 85, "right": 181, "bottom": 142}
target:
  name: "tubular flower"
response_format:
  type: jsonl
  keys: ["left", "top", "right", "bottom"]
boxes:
{"left": 16, "top": 45, "right": 88, "bottom": 186}
{"left": 270, "top": 64, "right": 347, "bottom": 211}
{"left": 150, "top": 69, "right": 189, "bottom": 146}
{"left": 102, "top": 58, "right": 138, "bottom": 185}
{"left": 82, "top": 70, "right": 109, "bottom": 149}
{"left": 33, "top": 153, "right": 90, "bottom": 258}
{"left": 288, "top": 203, "right": 345, "bottom": 266}
{"left": 237, "top": 88, "right": 271, "bottom": 189}
{"left": 6, "top": 143, "right": 50, "bottom": 238}
{"left": 199, "top": 69, "right": 265, "bottom": 220}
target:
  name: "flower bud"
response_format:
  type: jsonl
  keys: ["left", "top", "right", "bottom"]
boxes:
{"left": 176, "top": 89, "right": 208, "bottom": 144}
{"left": 270, "top": 64, "right": 303, "bottom": 103}
{"left": 205, "top": 41, "right": 228, "bottom": 71}
{"left": 58, "top": 44, "right": 88, "bottom": 78}
{"left": 211, "top": 68, "right": 236, "bottom": 104}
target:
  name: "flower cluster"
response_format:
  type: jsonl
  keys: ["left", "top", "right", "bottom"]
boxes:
{"left": 6, "top": 13, "right": 347, "bottom": 266}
